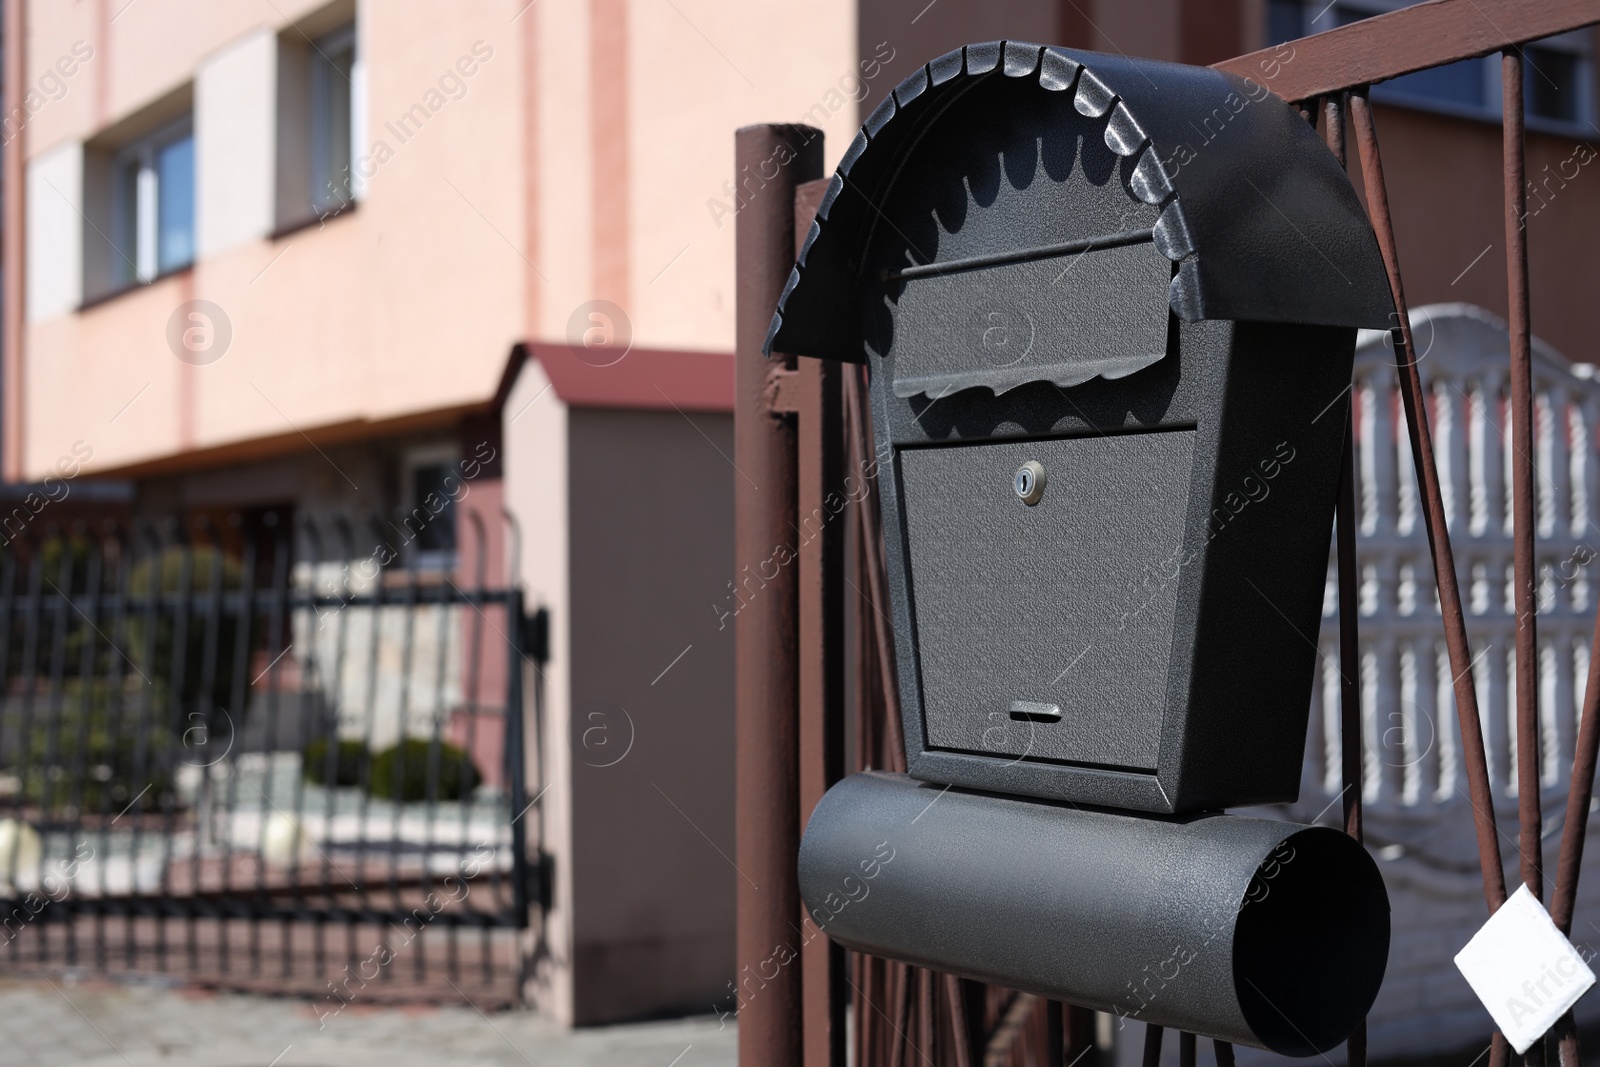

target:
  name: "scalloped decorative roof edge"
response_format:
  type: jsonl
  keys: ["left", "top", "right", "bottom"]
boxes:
{"left": 762, "top": 40, "right": 1395, "bottom": 364}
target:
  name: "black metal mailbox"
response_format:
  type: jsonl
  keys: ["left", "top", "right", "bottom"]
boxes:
{"left": 766, "top": 41, "right": 1395, "bottom": 813}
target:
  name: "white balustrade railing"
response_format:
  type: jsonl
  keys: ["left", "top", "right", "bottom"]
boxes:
{"left": 1307, "top": 303, "right": 1600, "bottom": 812}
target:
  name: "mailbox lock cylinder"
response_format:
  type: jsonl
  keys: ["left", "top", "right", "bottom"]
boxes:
{"left": 1014, "top": 460, "right": 1046, "bottom": 506}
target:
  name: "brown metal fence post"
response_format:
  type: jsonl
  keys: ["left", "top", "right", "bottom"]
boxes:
{"left": 735, "top": 123, "right": 824, "bottom": 1067}
{"left": 1323, "top": 91, "right": 1368, "bottom": 1067}
{"left": 793, "top": 174, "right": 847, "bottom": 1067}
{"left": 1502, "top": 47, "right": 1546, "bottom": 1067}
{"left": 1501, "top": 49, "right": 1545, "bottom": 902}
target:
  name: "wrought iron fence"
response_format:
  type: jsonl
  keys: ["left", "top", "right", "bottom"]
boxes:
{"left": 0, "top": 510, "right": 544, "bottom": 1007}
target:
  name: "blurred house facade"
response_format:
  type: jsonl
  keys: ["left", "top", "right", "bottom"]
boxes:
{"left": 0, "top": 0, "right": 857, "bottom": 1027}
{"left": 5, "top": 0, "right": 1600, "bottom": 1046}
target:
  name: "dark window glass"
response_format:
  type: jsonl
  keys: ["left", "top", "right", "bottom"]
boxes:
{"left": 311, "top": 26, "right": 356, "bottom": 212}
{"left": 410, "top": 464, "right": 457, "bottom": 556}
{"left": 1266, "top": 0, "right": 1305, "bottom": 45}
{"left": 112, "top": 157, "right": 141, "bottom": 286}
{"left": 1387, "top": 58, "right": 1488, "bottom": 108}
{"left": 155, "top": 133, "right": 195, "bottom": 273}
{"left": 1526, "top": 46, "right": 1580, "bottom": 123}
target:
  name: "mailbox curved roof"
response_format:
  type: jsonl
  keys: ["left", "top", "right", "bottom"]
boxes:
{"left": 764, "top": 41, "right": 1395, "bottom": 365}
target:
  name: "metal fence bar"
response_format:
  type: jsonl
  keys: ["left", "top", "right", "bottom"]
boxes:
{"left": 218, "top": 519, "right": 258, "bottom": 975}
{"left": 454, "top": 510, "right": 489, "bottom": 987}
{"left": 385, "top": 562, "right": 419, "bottom": 951}
{"left": 1321, "top": 89, "right": 1370, "bottom": 1067}
{"left": 503, "top": 584, "right": 531, "bottom": 928}
{"left": 795, "top": 175, "right": 846, "bottom": 1067}
{"left": 353, "top": 516, "right": 386, "bottom": 940}
{"left": 1502, "top": 45, "right": 1546, "bottom": 905}
{"left": 97, "top": 531, "right": 130, "bottom": 972}
{"left": 1212, "top": 0, "right": 1600, "bottom": 102}
{"left": 191, "top": 523, "right": 222, "bottom": 972}
{"left": 418, "top": 561, "right": 453, "bottom": 982}
{"left": 314, "top": 520, "right": 349, "bottom": 979}
{"left": 285, "top": 515, "right": 317, "bottom": 972}
{"left": 1350, "top": 88, "right": 1513, "bottom": 1067}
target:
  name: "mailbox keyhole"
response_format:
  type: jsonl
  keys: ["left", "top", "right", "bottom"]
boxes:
{"left": 1014, "top": 460, "right": 1046, "bottom": 506}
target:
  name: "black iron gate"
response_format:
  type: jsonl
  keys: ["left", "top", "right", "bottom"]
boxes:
{"left": 0, "top": 511, "right": 544, "bottom": 1007}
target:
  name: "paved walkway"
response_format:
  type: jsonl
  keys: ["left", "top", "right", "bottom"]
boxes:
{"left": 0, "top": 975, "right": 736, "bottom": 1067}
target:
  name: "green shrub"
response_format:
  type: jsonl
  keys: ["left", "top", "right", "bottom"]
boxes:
{"left": 301, "top": 738, "right": 368, "bottom": 788}
{"left": 368, "top": 738, "right": 479, "bottom": 803}
{"left": 6, "top": 682, "right": 176, "bottom": 816}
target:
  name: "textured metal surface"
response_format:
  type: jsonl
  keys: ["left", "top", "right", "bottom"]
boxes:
{"left": 764, "top": 42, "right": 1393, "bottom": 367}
{"left": 888, "top": 244, "right": 1172, "bottom": 400}
{"left": 798, "top": 772, "right": 1390, "bottom": 1055}
{"left": 900, "top": 431, "right": 1194, "bottom": 770}
{"left": 756, "top": 43, "right": 1390, "bottom": 813}
{"left": 878, "top": 319, "right": 1353, "bottom": 813}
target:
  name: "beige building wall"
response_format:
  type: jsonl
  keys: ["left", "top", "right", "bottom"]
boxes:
{"left": 20, "top": 0, "right": 524, "bottom": 480}
{"left": 523, "top": 0, "right": 859, "bottom": 352}
{"left": 18, "top": 0, "right": 855, "bottom": 480}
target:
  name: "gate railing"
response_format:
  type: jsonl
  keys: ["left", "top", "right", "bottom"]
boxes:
{"left": 0, "top": 510, "right": 545, "bottom": 1007}
{"left": 736, "top": 3, "right": 1600, "bottom": 1067}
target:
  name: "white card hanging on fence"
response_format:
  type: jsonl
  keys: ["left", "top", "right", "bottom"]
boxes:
{"left": 1454, "top": 883, "right": 1596, "bottom": 1052}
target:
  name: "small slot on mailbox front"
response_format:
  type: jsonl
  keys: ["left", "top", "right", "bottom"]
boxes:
{"left": 1009, "top": 700, "right": 1061, "bottom": 722}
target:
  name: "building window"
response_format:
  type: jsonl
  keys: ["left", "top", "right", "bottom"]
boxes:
{"left": 1527, "top": 44, "right": 1583, "bottom": 124}
{"left": 399, "top": 446, "right": 460, "bottom": 569}
{"left": 276, "top": 13, "right": 360, "bottom": 231}
{"left": 310, "top": 23, "right": 356, "bottom": 214}
{"left": 1265, "top": 0, "right": 1307, "bottom": 48}
{"left": 111, "top": 118, "right": 195, "bottom": 285}
{"left": 1267, "top": 1, "right": 1593, "bottom": 132}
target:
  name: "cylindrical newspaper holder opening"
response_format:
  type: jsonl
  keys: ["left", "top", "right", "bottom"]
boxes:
{"left": 798, "top": 773, "right": 1389, "bottom": 1056}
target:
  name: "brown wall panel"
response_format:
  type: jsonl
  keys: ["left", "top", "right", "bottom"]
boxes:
{"left": 566, "top": 407, "right": 737, "bottom": 1024}
{"left": 1358, "top": 103, "right": 1600, "bottom": 363}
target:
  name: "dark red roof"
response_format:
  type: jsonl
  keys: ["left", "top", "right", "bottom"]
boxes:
{"left": 503, "top": 342, "right": 734, "bottom": 414}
